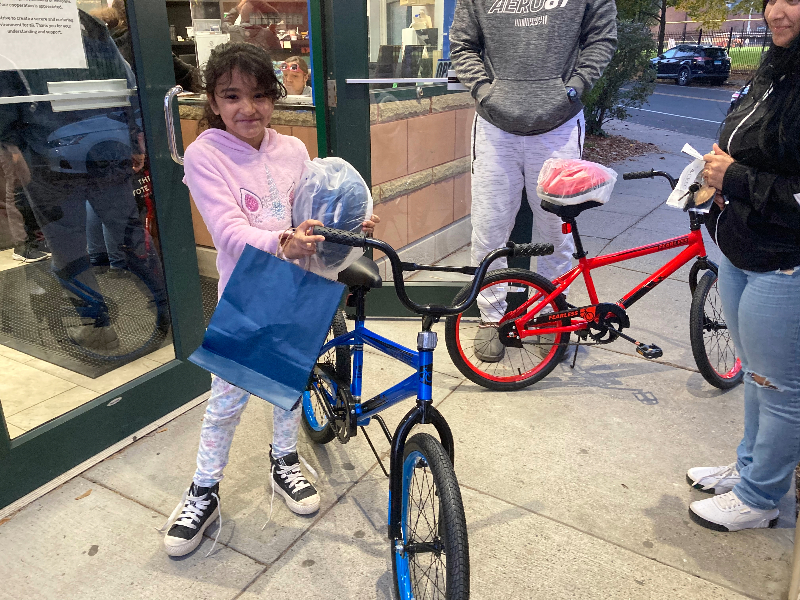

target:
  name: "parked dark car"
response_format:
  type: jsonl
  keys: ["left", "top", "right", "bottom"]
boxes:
{"left": 650, "top": 45, "right": 731, "bottom": 86}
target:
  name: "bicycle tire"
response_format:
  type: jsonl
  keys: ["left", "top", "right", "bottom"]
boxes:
{"left": 689, "top": 270, "right": 743, "bottom": 389}
{"left": 444, "top": 268, "right": 570, "bottom": 391}
{"left": 301, "top": 312, "right": 350, "bottom": 444}
{"left": 55, "top": 264, "right": 169, "bottom": 362}
{"left": 392, "top": 433, "right": 469, "bottom": 600}
{"left": 322, "top": 309, "right": 351, "bottom": 383}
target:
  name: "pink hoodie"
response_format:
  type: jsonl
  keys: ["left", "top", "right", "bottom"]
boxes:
{"left": 183, "top": 127, "right": 310, "bottom": 298}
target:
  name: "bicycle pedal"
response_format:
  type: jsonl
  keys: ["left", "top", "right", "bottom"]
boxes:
{"left": 636, "top": 343, "right": 663, "bottom": 360}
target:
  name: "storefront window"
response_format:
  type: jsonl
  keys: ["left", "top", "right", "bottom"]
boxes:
{"left": 366, "top": 0, "right": 472, "bottom": 283}
{"left": 167, "top": 0, "right": 319, "bottom": 326}
{"left": 164, "top": 0, "right": 314, "bottom": 102}
{"left": 0, "top": 1, "right": 174, "bottom": 439}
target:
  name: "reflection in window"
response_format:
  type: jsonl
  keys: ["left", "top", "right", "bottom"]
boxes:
{"left": 0, "top": 6, "right": 175, "bottom": 438}
{"left": 368, "top": 0, "right": 456, "bottom": 80}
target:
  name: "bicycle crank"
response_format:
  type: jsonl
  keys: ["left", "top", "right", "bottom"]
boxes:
{"left": 603, "top": 325, "right": 664, "bottom": 360}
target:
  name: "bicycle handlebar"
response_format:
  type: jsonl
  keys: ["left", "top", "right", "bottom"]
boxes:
{"left": 313, "top": 226, "right": 553, "bottom": 317}
{"left": 313, "top": 226, "right": 368, "bottom": 248}
{"left": 622, "top": 169, "right": 678, "bottom": 190}
{"left": 622, "top": 170, "right": 655, "bottom": 180}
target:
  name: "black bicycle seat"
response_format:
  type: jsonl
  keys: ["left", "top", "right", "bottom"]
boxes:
{"left": 337, "top": 255, "right": 382, "bottom": 289}
{"left": 540, "top": 199, "right": 604, "bottom": 220}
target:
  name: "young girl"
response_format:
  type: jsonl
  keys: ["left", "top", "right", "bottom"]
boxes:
{"left": 160, "top": 42, "right": 376, "bottom": 557}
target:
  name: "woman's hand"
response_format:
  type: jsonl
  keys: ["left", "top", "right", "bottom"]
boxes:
{"left": 713, "top": 191, "right": 726, "bottom": 211}
{"left": 702, "top": 143, "right": 735, "bottom": 190}
{"left": 282, "top": 219, "right": 325, "bottom": 259}
{"left": 361, "top": 213, "right": 381, "bottom": 236}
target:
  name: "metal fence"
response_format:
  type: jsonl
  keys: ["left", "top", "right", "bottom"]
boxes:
{"left": 662, "top": 25, "right": 772, "bottom": 74}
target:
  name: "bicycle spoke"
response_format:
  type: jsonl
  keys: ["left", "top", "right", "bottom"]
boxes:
{"left": 405, "top": 458, "right": 448, "bottom": 599}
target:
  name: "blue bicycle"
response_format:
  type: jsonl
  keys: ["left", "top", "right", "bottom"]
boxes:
{"left": 301, "top": 226, "right": 553, "bottom": 600}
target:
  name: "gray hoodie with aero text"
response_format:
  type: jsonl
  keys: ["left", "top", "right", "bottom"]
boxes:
{"left": 450, "top": 0, "right": 617, "bottom": 135}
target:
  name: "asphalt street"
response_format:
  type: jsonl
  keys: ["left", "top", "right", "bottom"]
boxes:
{"left": 624, "top": 82, "right": 738, "bottom": 139}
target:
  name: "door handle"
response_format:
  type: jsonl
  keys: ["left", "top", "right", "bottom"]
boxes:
{"left": 345, "top": 71, "right": 467, "bottom": 92}
{"left": 164, "top": 85, "right": 184, "bottom": 165}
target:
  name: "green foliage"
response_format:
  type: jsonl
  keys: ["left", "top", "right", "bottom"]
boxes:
{"left": 670, "top": 0, "right": 764, "bottom": 29}
{"left": 582, "top": 20, "right": 657, "bottom": 136}
{"left": 616, "top": 0, "right": 663, "bottom": 26}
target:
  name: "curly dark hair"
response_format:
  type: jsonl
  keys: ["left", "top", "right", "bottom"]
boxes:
{"left": 198, "top": 42, "right": 286, "bottom": 132}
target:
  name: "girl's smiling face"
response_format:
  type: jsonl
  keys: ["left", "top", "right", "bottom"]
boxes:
{"left": 208, "top": 68, "right": 274, "bottom": 148}
{"left": 766, "top": 0, "right": 800, "bottom": 48}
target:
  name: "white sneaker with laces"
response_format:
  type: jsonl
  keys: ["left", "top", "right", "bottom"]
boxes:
{"left": 687, "top": 462, "right": 741, "bottom": 494}
{"left": 690, "top": 491, "right": 779, "bottom": 532}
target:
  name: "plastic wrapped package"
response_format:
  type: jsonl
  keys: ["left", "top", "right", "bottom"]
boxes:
{"left": 292, "top": 157, "right": 373, "bottom": 278}
{"left": 536, "top": 158, "right": 618, "bottom": 206}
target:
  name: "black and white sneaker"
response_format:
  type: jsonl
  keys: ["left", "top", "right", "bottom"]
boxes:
{"left": 270, "top": 449, "right": 320, "bottom": 515}
{"left": 160, "top": 482, "right": 221, "bottom": 557}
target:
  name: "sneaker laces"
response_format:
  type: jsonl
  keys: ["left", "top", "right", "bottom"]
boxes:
{"left": 157, "top": 486, "right": 222, "bottom": 557}
{"left": 262, "top": 453, "right": 318, "bottom": 530}
{"left": 715, "top": 491, "right": 745, "bottom": 512}
{"left": 700, "top": 463, "right": 739, "bottom": 491}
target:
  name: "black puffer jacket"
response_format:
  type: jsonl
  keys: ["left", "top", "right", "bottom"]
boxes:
{"left": 708, "top": 61, "right": 800, "bottom": 272}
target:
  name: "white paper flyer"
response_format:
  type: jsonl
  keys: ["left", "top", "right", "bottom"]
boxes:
{"left": 0, "top": 0, "right": 87, "bottom": 71}
{"left": 665, "top": 144, "right": 714, "bottom": 213}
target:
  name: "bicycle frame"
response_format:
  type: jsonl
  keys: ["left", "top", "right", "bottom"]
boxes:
{"left": 504, "top": 227, "right": 711, "bottom": 337}
{"left": 315, "top": 323, "right": 424, "bottom": 425}
{"left": 310, "top": 307, "right": 455, "bottom": 541}
{"left": 304, "top": 233, "right": 550, "bottom": 542}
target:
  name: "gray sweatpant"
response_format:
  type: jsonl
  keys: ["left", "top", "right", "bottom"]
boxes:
{"left": 470, "top": 113, "right": 584, "bottom": 322}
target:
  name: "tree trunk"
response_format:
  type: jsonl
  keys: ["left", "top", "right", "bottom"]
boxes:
{"left": 657, "top": 0, "right": 667, "bottom": 55}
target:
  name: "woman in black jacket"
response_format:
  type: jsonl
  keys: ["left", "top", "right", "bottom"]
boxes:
{"left": 686, "top": 0, "right": 800, "bottom": 531}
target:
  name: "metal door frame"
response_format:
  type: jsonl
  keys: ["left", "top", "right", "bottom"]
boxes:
{"left": 0, "top": 0, "right": 210, "bottom": 509}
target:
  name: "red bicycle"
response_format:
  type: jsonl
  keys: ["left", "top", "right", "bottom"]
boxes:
{"left": 445, "top": 169, "right": 743, "bottom": 391}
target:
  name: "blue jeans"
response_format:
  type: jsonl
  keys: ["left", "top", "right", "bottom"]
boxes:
{"left": 718, "top": 255, "right": 800, "bottom": 511}
{"left": 86, "top": 201, "right": 126, "bottom": 269}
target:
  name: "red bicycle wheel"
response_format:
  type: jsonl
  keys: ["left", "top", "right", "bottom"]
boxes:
{"left": 444, "top": 269, "right": 570, "bottom": 391}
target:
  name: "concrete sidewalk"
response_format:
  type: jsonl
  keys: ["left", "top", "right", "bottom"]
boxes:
{"left": 0, "top": 121, "right": 794, "bottom": 600}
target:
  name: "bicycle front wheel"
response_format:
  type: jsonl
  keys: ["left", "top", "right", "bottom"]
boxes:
{"left": 392, "top": 433, "right": 469, "bottom": 600}
{"left": 690, "top": 271, "right": 743, "bottom": 389}
{"left": 444, "top": 268, "right": 570, "bottom": 391}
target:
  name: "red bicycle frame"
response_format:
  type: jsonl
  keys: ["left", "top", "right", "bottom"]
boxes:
{"left": 498, "top": 228, "right": 709, "bottom": 337}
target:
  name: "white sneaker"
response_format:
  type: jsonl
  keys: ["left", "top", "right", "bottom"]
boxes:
{"left": 690, "top": 491, "right": 779, "bottom": 532}
{"left": 687, "top": 463, "right": 740, "bottom": 494}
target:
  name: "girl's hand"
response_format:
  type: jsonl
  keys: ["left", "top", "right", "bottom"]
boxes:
{"left": 361, "top": 214, "right": 381, "bottom": 236}
{"left": 702, "top": 143, "right": 735, "bottom": 190}
{"left": 282, "top": 219, "right": 325, "bottom": 259}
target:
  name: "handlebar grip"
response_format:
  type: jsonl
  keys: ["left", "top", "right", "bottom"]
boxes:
{"left": 512, "top": 243, "right": 554, "bottom": 257}
{"left": 312, "top": 226, "right": 367, "bottom": 248}
{"left": 622, "top": 170, "right": 655, "bottom": 180}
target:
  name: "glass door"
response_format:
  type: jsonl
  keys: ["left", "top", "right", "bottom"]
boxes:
{"left": 320, "top": 0, "right": 476, "bottom": 317}
{"left": 0, "top": 0, "right": 209, "bottom": 508}
{"left": 167, "top": 0, "right": 324, "bottom": 258}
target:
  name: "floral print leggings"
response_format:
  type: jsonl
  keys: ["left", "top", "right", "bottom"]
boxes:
{"left": 193, "top": 375, "right": 301, "bottom": 488}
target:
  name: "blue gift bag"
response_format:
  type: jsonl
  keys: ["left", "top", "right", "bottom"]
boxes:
{"left": 189, "top": 244, "right": 345, "bottom": 411}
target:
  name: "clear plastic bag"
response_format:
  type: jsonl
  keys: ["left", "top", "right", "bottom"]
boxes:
{"left": 292, "top": 157, "right": 373, "bottom": 279}
{"left": 536, "top": 158, "right": 618, "bottom": 207}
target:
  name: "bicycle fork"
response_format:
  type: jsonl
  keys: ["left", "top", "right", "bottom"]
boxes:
{"left": 387, "top": 329, "right": 455, "bottom": 540}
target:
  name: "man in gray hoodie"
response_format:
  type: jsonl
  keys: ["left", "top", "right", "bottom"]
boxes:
{"left": 450, "top": 0, "right": 617, "bottom": 362}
